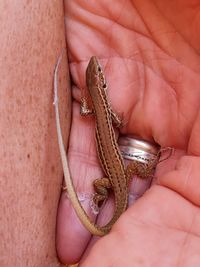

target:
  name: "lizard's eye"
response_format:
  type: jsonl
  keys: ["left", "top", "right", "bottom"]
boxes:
{"left": 103, "top": 84, "right": 107, "bottom": 88}
{"left": 98, "top": 67, "right": 101, "bottom": 72}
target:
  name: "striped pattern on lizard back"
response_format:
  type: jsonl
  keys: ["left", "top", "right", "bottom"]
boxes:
{"left": 86, "top": 56, "right": 128, "bottom": 232}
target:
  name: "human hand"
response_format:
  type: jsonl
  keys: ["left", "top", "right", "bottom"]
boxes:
{"left": 57, "top": 1, "right": 200, "bottom": 265}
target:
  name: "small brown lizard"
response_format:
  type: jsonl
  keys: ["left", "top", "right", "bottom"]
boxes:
{"left": 54, "top": 55, "right": 128, "bottom": 236}
{"left": 54, "top": 55, "right": 154, "bottom": 236}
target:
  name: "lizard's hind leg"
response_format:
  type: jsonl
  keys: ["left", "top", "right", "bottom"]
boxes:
{"left": 93, "top": 177, "right": 112, "bottom": 208}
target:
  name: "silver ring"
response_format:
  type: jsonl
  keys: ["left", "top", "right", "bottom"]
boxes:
{"left": 118, "top": 136, "right": 160, "bottom": 165}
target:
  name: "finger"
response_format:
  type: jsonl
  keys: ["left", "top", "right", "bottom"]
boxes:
{"left": 80, "top": 185, "right": 200, "bottom": 266}
{"left": 158, "top": 156, "right": 200, "bottom": 206}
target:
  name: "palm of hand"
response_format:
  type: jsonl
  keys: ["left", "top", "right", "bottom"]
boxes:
{"left": 57, "top": 1, "right": 200, "bottom": 266}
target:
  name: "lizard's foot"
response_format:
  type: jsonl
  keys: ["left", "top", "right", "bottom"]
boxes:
{"left": 92, "top": 177, "right": 112, "bottom": 208}
{"left": 126, "top": 160, "right": 156, "bottom": 180}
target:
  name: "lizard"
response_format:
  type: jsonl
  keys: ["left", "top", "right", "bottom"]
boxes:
{"left": 54, "top": 54, "right": 155, "bottom": 236}
{"left": 54, "top": 54, "right": 128, "bottom": 236}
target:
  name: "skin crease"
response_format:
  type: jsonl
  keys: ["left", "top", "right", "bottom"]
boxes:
{"left": 0, "top": 1, "right": 70, "bottom": 266}
{"left": 58, "top": 0, "right": 200, "bottom": 266}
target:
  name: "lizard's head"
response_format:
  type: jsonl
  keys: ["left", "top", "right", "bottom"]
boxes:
{"left": 86, "top": 56, "right": 107, "bottom": 92}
